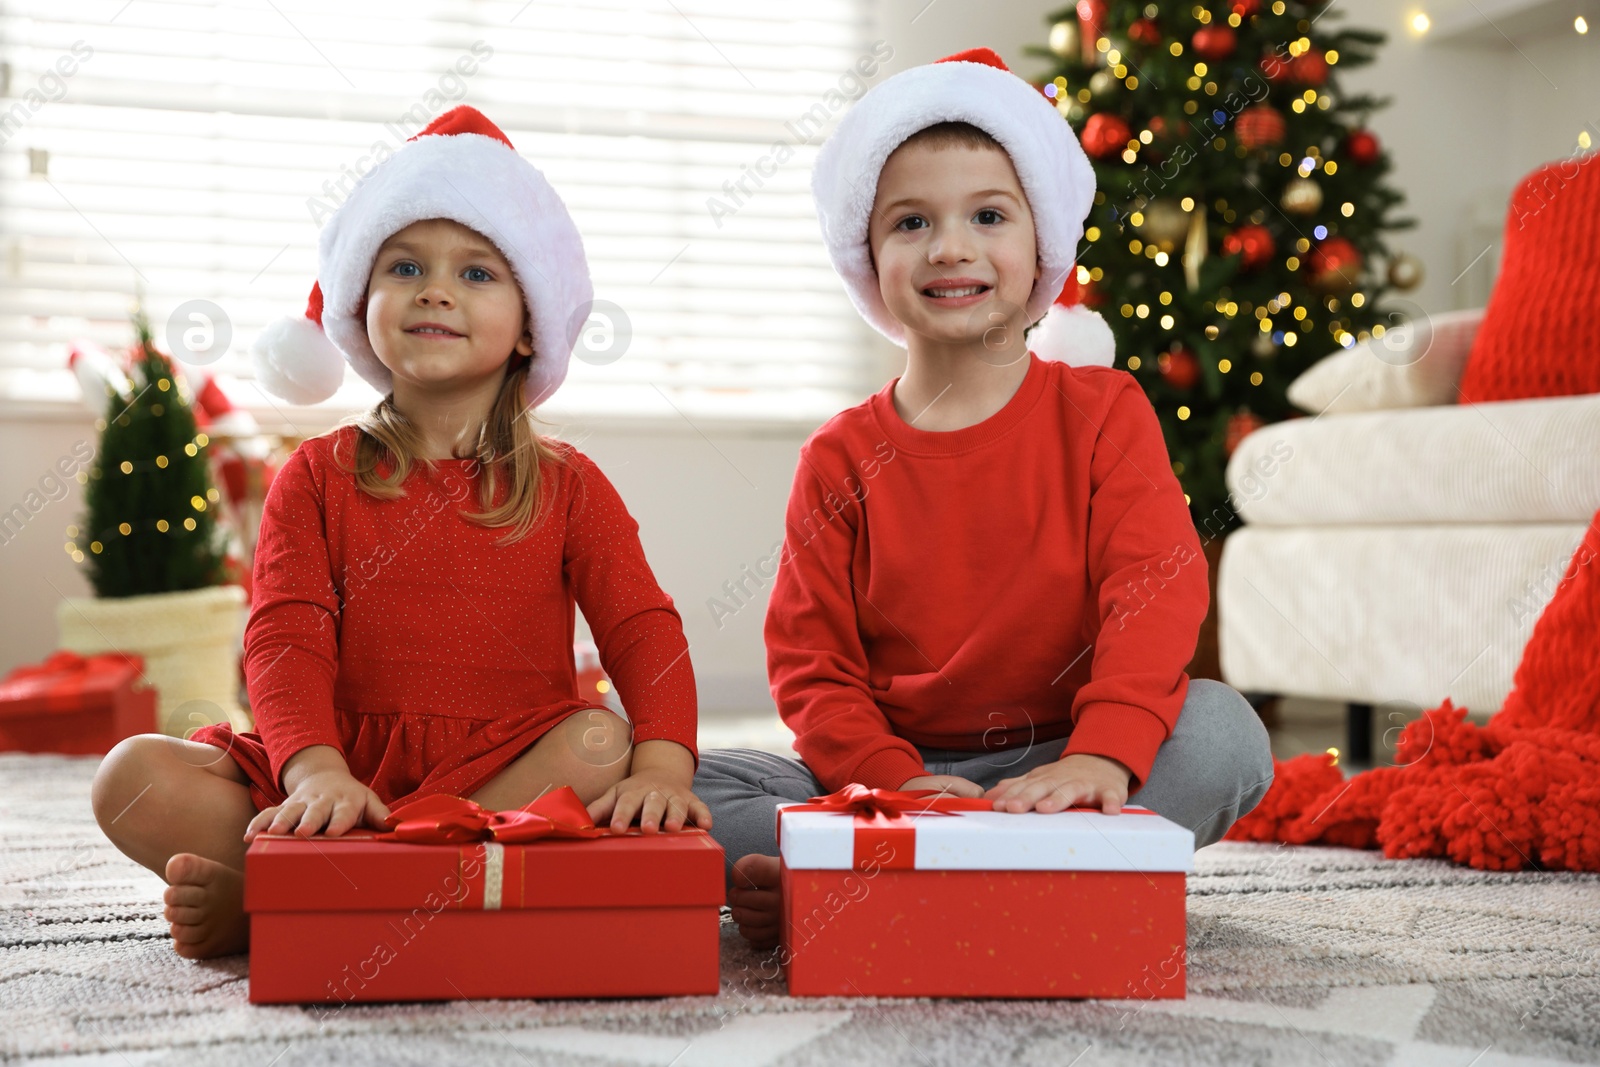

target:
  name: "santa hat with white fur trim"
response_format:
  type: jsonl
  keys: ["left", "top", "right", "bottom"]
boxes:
{"left": 253, "top": 106, "right": 592, "bottom": 406}
{"left": 811, "top": 47, "right": 1113, "bottom": 368}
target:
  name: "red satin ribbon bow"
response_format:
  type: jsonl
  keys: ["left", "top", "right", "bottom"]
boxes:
{"left": 799, "top": 783, "right": 995, "bottom": 819}
{"left": 784, "top": 784, "right": 995, "bottom": 870}
{"left": 376, "top": 785, "right": 606, "bottom": 844}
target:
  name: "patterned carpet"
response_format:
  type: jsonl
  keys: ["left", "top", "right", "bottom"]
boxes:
{"left": 3, "top": 752, "right": 1598, "bottom": 1066}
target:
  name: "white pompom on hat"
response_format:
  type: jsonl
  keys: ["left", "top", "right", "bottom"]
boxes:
{"left": 1028, "top": 273, "right": 1116, "bottom": 369}
{"left": 252, "top": 106, "right": 593, "bottom": 407}
{"left": 810, "top": 47, "right": 1114, "bottom": 366}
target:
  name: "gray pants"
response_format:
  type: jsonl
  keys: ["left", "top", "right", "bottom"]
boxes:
{"left": 693, "top": 679, "right": 1275, "bottom": 883}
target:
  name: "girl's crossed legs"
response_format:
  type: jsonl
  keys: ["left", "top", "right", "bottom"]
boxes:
{"left": 90, "top": 708, "right": 632, "bottom": 960}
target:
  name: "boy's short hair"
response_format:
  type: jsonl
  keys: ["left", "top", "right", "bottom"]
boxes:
{"left": 894, "top": 120, "right": 1004, "bottom": 158}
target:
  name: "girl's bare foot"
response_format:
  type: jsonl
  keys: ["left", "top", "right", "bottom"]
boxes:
{"left": 163, "top": 853, "right": 249, "bottom": 959}
{"left": 728, "top": 853, "right": 782, "bottom": 949}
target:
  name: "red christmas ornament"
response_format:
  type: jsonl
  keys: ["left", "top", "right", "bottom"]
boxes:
{"left": 1225, "top": 410, "right": 1267, "bottom": 456}
{"left": 1259, "top": 51, "right": 1290, "bottom": 84}
{"left": 1231, "top": 0, "right": 1261, "bottom": 15}
{"left": 1290, "top": 50, "right": 1329, "bottom": 86}
{"left": 1158, "top": 346, "right": 1201, "bottom": 389}
{"left": 1192, "top": 25, "right": 1237, "bottom": 60}
{"left": 1221, "top": 224, "right": 1276, "bottom": 271}
{"left": 1143, "top": 115, "right": 1189, "bottom": 163}
{"left": 1129, "top": 17, "right": 1162, "bottom": 46}
{"left": 1081, "top": 112, "right": 1133, "bottom": 159}
{"left": 1234, "top": 104, "right": 1286, "bottom": 150}
{"left": 1308, "top": 237, "right": 1363, "bottom": 292}
{"left": 1345, "top": 128, "right": 1381, "bottom": 166}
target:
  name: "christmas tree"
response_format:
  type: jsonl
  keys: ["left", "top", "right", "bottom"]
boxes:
{"left": 72, "top": 307, "right": 227, "bottom": 598}
{"left": 1030, "top": 0, "right": 1417, "bottom": 535}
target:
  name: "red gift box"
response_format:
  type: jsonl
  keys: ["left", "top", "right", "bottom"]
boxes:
{"left": 244, "top": 789, "right": 725, "bottom": 1004}
{"left": 775, "top": 786, "right": 1193, "bottom": 999}
{"left": 0, "top": 650, "right": 156, "bottom": 754}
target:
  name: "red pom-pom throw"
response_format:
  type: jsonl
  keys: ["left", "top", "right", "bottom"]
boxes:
{"left": 1232, "top": 507, "right": 1600, "bottom": 871}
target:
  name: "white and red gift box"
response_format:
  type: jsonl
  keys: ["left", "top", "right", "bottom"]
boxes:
{"left": 776, "top": 786, "right": 1193, "bottom": 998}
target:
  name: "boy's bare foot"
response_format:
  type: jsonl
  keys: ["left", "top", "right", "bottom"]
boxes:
{"left": 728, "top": 853, "right": 782, "bottom": 950}
{"left": 163, "top": 853, "right": 249, "bottom": 959}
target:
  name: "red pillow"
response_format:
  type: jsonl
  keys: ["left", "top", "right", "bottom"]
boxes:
{"left": 1457, "top": 154, "right": 1600, "bottom": 403}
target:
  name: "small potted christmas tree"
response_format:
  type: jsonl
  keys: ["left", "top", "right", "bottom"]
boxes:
{"left": 58, "top": 305, "right": 248, "bottom": 737}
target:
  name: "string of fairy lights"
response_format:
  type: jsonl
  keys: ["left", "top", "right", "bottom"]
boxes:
{"left": 63, "top": 373, "right": 218, "bottom": 564}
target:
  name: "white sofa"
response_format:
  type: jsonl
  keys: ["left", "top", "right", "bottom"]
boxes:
{"left": 1216, "top": 308, "right": 1600, "bottom": 758}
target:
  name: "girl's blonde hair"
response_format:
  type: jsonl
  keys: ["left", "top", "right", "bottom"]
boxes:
{"left": 333, "top": 356, "right": 567, "bottom": 545}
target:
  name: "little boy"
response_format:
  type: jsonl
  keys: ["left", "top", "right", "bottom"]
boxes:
{"left": 693, "top": 48, "right": 1274, "bottom": 948}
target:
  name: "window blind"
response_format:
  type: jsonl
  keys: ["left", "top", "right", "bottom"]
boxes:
{"left": 0, "top": 0, "right": 883, "bottom": 421}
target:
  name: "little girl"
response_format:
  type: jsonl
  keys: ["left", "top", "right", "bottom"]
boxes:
{"left": 90, "top": 106, "right": 708, "bottom": 960}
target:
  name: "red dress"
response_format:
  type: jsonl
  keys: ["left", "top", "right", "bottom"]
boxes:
{"left": 189, "top": 425, "right": 697, "bottom": 812}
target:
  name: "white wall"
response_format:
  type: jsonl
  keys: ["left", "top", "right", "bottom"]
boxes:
{"left": 2, "top": 0, "right": 1593, "bottom": 718}
{"left": 1331, "top": 0, "right": 1597, "bottom": 311}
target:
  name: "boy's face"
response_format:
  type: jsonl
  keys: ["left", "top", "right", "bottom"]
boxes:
{"left": 365, "top": 218, "right": 534, "bottom": 394}
{"left": 867, "top": 140, "right": 1040, "bottom": 350}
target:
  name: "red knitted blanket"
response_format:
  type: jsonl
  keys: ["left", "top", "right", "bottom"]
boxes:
{"left": 1225, "top": 506, "right": 1600, "bottom": 871}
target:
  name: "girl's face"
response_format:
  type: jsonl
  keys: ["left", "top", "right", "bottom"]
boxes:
{"left": 365, "top": 218, "right": 533, "bottom": 394}
{"left": 867, "top": 140, "right": 1040, "bottom": 350}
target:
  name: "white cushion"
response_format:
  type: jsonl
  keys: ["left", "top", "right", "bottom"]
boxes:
{"left": 1286, "top": 308, "right": 1485, "bottom": 415}
{"left": 1217, "top": 523, "right": 1589, "bottom": 714}
{"left": 1222, "top": 392, "right": 1600, "bottom": 528}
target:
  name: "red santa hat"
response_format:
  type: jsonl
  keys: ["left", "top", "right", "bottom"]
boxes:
{"left": 253, "top": 106, "right": 592, "bottom": 406}
{"left": 810, "top": 47, "right": 1113, "bottom": 367}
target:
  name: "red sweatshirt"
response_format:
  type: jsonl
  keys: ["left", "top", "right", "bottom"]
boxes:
{"left": 191, "top": 425, "right": 697, "bottom": 810}
{"left": 765, "top": 352, "right": 1206, "bottom": 794}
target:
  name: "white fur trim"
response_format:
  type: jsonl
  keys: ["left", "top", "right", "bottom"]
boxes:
{"left": 317, "top": 132, "right": 592, "bottom": 407}
{"left": 252, "top": 315, "right": 346, "bottom": 405}
{"left": 811, "top": 60, "right": 1096, "bottom": 347}
{"left": 1030, "top": 304, "right": 1116, "bottom": 368}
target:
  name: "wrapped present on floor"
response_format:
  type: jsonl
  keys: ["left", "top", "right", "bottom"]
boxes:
{"left": 245, "top": 787, "right": 724, "bottom": 1004}
{"left": 776, "top": 785, "right": 1193, "bottom": 999}
{"left": 0, "top": 650, "right": 157, "bottom": 755}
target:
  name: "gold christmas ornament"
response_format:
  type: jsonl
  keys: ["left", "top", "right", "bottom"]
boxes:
{"left": 1088, "top": 69, "right": 1119, "bottom": 100}
{"left": 1136, "top": 197, "right": 1192, "bottom": 253}
{"left": 1388, "top": 251, "right": 1424, "bottom": 291}
{"left": 1184, "top": 205, "right": 1208, "bottom": 293}
{"left": 1253, "top": 331, "right": 1276, "bottom": 358}
{"left": 1049, "top": 19, "right": 1081, "bottom": 59}
{"left": 1281, "top": 176, "right": 1323, "bottom": 215}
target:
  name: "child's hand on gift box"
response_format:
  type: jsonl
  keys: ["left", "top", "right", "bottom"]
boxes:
{"left": 899, "top": 774, "right": 985, "bottom": 798}
{"left": 588, "top": 774, "right": 712, "bottom": 834}
{"left": 244, "top": 744, "right": 390, "bottom": 842}
{"left": 984, "top": 753, "right": 1132, "bottom": 814}
{"left": 586, "top": 739, "right": 712, "bottom": 834}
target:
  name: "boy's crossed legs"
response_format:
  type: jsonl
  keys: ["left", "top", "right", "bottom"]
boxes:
{"left": 695, "top": 678, "right": 1275, "bottom": 947}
